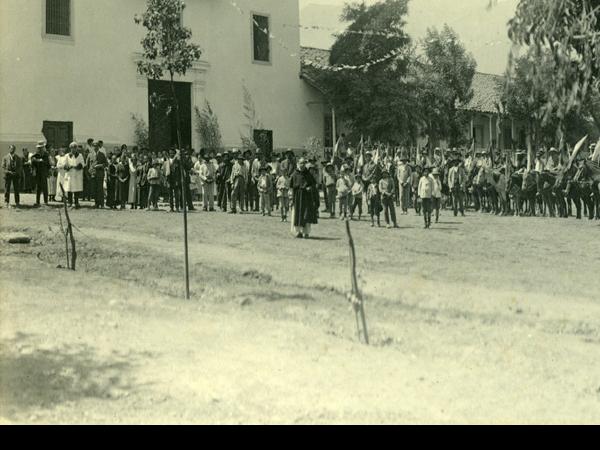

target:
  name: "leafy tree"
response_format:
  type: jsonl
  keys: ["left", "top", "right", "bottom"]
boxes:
{"left": 131, "top": 113, "right": 149, "bottom": 149}
{"left": 416, "top": 25, "right": 477, "bottom": 147}
{"left": 316, "top": 0, "right": 417, "bottom": 143}
{"left": 504, "top": 53, "right": 599, "bottom": 151}
{"left": 194, "top": 101, "right": 222, "bottom": 152}
{"left": 507, "top": 0, "right": 600, "bottom": 128}
{"left": 135, "top": 0, "right": 202, "bottom": 150}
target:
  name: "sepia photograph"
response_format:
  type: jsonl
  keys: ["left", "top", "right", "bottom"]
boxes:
{"left": 0, "top": 0, "right": 599, "bottom": 425}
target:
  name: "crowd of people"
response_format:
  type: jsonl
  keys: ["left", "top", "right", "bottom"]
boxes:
{"left": 3, "top": 136, "right": 600, "bottom": 237}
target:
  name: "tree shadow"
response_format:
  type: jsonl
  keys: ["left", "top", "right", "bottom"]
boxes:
{"left": 0, "top": 333, "right": 152, "bottom": 419}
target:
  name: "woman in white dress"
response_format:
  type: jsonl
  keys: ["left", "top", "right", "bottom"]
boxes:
{"left": 64, "top": 142, "right": 85, "bottom": 208}
{"left": 128, "top": 155, "right": 138, "bottom": 209}
{"left": 55, "top": 148, "right": 67, "bottom": 201}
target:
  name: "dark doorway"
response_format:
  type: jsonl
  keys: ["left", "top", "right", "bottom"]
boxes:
{"left": 42, "top": 121, "right": 73, "bottom": 149}
{"left": 148, "top": 80, "right": 192, "bottom": 151}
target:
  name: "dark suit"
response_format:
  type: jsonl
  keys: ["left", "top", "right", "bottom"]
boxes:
{"left": 31, "top": 150, "right": 50, "bottom": 204}
{"left": 3, "top": 152, "right": 22, "bottom": 205}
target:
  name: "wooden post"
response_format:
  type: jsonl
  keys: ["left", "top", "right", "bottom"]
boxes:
{"left": 331, "top": 107, "right": 337, "bottom": 158}
{"left": 345, "top": 220, "right": 369, "bottom": 345}
{"left": 59, "top": 183, "right": 76, "bottom": 271}
{"left": 489, "top": 115, "right": 493, "bottom": 151}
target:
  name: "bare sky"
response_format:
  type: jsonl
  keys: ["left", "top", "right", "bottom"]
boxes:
{"left": 298, "top": 0, "right": 519, "bottom": 74}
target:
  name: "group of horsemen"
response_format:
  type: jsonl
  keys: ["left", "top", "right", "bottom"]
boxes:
{"left": 336, "top": 137, "right": 600, "bottom": 220}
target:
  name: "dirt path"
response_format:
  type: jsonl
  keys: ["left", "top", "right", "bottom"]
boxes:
{"left": 1, "top": 206, "right": 600, "bottom": 423}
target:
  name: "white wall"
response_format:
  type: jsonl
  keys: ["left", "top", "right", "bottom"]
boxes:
{"left": 0, "top": 0, "right": 326, "bottom": 168}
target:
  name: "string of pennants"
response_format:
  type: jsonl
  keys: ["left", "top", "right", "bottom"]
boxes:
{"left": 227, "top": 0, "right": 406, "bottom": 72}
{"left": 303, "top": 47, "right": 408, "bottom": 72}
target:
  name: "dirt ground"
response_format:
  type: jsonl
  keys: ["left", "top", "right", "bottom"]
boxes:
{"left": 1, "top": 196, "right": 599, "bottom": 424}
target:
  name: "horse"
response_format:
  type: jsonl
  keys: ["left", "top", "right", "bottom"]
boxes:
{"left": 507, "top": 170, "right": 536, "bottom": 216}
{"left": 574, "top": 160, "right": 600, "bottom": 220}
{"left": 536, "top": 171, "right": 558, "bottom": 217}
{"left": 554, "top": 165, "right": 584, "bottom": 219}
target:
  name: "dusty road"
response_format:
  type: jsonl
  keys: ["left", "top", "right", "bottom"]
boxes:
{"left": 1, "top": 200, "right": 599, "bottom": 424}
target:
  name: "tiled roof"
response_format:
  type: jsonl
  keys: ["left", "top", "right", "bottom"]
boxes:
{"left": 299, "top": 47, "right": 506, "bottom": 114}
{"left": 300, "top": 46, "right": 331, "bottom": 67}
{"left": 300, "top": 46, "right": 330, "bottom": 94}
{"left": 460, "top": 72, "right": 506, "bottom": 114}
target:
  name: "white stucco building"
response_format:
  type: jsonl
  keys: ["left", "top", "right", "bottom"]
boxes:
{"left": 0, "top": 0, "right": 329, "bottom": 165}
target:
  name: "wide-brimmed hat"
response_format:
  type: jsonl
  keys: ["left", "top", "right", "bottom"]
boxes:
{"left": 36, "top": 140, "right": 46, "bottom": 148}
{"left": 432, "top": 168, "right": 440, "bottom": 175}
{"left": 548, "top": 147, "right": 559, "bottom": 154}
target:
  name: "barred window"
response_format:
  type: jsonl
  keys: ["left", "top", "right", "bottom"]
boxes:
{"left": 46, "top": 0, "right": 71, "bottom": 36}
{"left": 252, "top": 14, "right": 270, "bottom": 63}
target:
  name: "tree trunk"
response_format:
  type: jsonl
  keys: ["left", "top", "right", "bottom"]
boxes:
{"left": 170, "top": 72, "right": 190, "bottom": 300}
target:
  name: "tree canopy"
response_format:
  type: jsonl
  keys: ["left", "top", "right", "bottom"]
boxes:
{"left": 415, "top": 25, "right": 477, "bottom": 146}
{"left": 316, "top": 0, "right": 418, "bottom": 143}
{"left": 507, "top": 0, "right": 600, "bottom": 128}
{"left": 315, "top": 1, "right": 476, "bottom": 146}
{"left": 134, "top": 0, "right": 202, "bottom": 81}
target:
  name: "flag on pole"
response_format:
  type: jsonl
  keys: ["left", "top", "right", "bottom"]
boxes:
{"left": 566, "top": 135, "right": 588, "bottom": 170}
{"left": 357, "top": 135, "right": 365, "bottom": 168}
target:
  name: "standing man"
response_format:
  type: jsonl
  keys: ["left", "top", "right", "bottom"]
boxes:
{"left": 251, "top": 149, "right": 264, "bottom": 212}
{"left": 32, "top": 141, "right": 50, "bottom": 206}
{"left": 229, "top": 153, "right": 245, "bottom": 214}
{"left": 3, "top": 145, "right": 22, "bottom": 207}
{"left": 165, "top": 149, "right": 181, "bottom": 213}
{"left": 21, "top": 148, "right": 33, "bottom": 193}
{"left": 180, "top": 148, "right": 196, "bottom": 211}
{"left": 243, "top": 149, "right": 254, "bottom": 211}
{"left": 448, "top": 158, "right": 466, "bottom": 217}
{"left": 198, "top": 155, "right": 216, "bottom": 211}
{"left": 216, "top": 151, "right": 231, "bottom": 212}
{"left": 397, "top": 153, "right": 412, "bottom": 215}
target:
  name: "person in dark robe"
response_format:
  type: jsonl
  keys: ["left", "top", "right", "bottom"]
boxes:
{"left": 116, "top": 154, "right": 130, "bottom": 210}
{"left": 106, "top": 154, "right": 118, "bottom": 209}
{"left": 93, "top": 146, "right": 108, "bottom": 209}
{"left": 290, "top": 158, "right": 318, "bottom": 239}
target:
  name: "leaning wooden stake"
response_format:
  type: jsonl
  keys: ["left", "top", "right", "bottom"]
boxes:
{"left": 345, "top": 220, "right": 369, "bottom": 345}
{"left": 59, "top": 184, "right": 77, "bottom": 271}
{"left": 58, "top": 210, "right": 70, "bottom": 269}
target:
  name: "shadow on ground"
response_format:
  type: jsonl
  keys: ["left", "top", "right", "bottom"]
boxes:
{"left": 0, "top": 332, "right": 148, "bottom": 419}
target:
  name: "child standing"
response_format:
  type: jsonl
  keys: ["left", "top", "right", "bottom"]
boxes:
{"left": 147, "top": 160, "right": 161, "bottom": 211}
{"left": 430, "top": 168, "right": 443, "bottom": 223}
{"left": 418, "top": 166, "right": 433, "bottom": 228}
{"left": 367, "top": 178, "right": 382, "bottom": 227}
{"left": 323, "top": 163, "right": 337, "bottom": 218}
{"left": 336, "top": 165, "right": 352, "bottom": 220}
{"left": 276, "top": 170, "right": 290, "bottom": 222}
{"left": 378, "top": 170, "right": 398, "bottom": 228}
{"left": 350, "top": 178, "right": 363, "bottom": 221}
{"left": 257, "top": 166, "right": 272, "bottom": 216}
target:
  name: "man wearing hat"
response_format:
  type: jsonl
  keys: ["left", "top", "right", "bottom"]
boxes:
{"left": 448, "top": 157, "right": 466, "bottom": 217}
{"left": 31, "top": 140, "right": 50, "bottom": 206}
{"left": 430, "top": 167, "right": 443, "bottom": 223}
{"left": 216, "top": 151, "right": 231, "bottom": 211}
{"left": 2, "top": 145, "right": 22, "bottom": 207}
{"left": 229, "top": 152, "right": 246, "bottom": 214}
{"left": 545, "top": 147, "right": 562, "bottom": 173}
